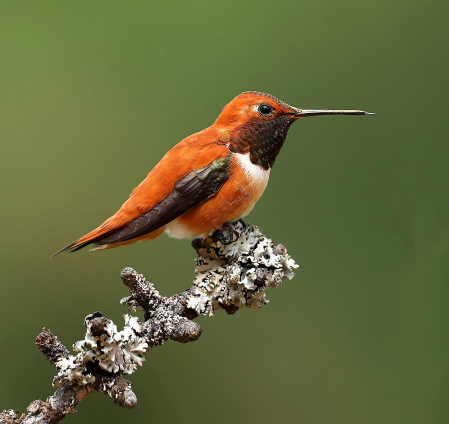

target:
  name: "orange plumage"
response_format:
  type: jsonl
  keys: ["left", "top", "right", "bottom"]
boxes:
{"left": 55, "top": 91, "right": 372, "bottom": 255}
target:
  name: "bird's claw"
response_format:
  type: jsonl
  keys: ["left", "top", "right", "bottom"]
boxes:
{"left": 212, "top": 220, "right": 249, "bottom": 245}
{"left": 236, "top": 219, "right": 249, "bottom": 233}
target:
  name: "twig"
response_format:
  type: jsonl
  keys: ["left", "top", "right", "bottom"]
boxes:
{"left": 0, "top": 222, "right": 298, "bottom": 424}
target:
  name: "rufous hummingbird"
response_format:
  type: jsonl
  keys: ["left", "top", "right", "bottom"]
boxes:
{"left": 54, "top": 91, "right": 373, "bottom": 255}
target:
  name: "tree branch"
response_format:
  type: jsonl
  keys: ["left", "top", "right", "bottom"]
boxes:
{"left": 0, "top": 222, "right": 298, "bottom": 424}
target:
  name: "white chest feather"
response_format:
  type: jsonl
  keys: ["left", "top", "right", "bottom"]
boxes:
{"left": 233, "top": 152, "right": 271, "bottom": 193}
{"left": 233, "top": 152, "right": 270, "bottom": 219}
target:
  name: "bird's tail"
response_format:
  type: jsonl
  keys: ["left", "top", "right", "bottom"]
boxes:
{"left": 52, "top": 219, "right": 166, "bottom": 256}
{"left": 52, "top": 220, "right": 115, "bottom": 257}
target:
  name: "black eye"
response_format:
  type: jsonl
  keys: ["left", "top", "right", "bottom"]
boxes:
{"left": 258, "top": 103, "right": 273, "bottom": 116}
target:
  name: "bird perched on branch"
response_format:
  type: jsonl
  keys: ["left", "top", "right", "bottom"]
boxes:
{"left": 54, "top": 91, "right": 373, "bottom": 255}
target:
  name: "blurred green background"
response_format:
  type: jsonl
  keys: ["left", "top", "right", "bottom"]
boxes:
{"left": 0, "top": 1, "right": 448, "bottom": 423}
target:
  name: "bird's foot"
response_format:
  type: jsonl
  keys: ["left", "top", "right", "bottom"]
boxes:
{"left": 212, "top": 219, "right": 249, "bottom": 245}
{"left": 235, "top": 219, "right": 249, "bottom": 233}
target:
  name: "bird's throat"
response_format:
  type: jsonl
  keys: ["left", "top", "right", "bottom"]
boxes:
{"left": 228, "top": 115, "right": 294, "bottom": 170}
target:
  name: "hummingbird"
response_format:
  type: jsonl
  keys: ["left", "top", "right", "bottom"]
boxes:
{"left": 54, "top": 91, "right": 373, "bottom": 255}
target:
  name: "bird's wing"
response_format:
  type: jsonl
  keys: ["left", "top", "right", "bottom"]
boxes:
{"left": 90, "top": 155, "right": 231, "bottom": 247}
{"left": 54, "top": 138, "right": 231, "bottom": 255}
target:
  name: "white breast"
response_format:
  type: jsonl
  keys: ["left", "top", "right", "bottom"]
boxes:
{"left": 233, "top": 152, "right": 270, "bottom": 217}
{"left": 234, "top": 152, "right": 270, "bottom": 185}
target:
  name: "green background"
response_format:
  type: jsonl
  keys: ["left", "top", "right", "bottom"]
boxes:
{"left": 0, "top": 1, "right": 447, "bottom": 423}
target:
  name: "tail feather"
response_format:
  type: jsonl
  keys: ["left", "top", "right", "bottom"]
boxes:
{"left": 52, "top": 239, "right": 92, "bottom": 257}
{"left": 52, "top": 221, "right": 115, "bottom": 257}
{"left": 53, "top": 222, "right": 166, "bottom": 256}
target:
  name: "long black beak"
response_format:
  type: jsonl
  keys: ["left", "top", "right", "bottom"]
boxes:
{"left": 294, "top": 108, "right": 374, "bottom": 117}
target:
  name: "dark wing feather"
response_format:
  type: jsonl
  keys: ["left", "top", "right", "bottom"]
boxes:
{"left": 87, "top": 155, "right": 231, "bottom": 248}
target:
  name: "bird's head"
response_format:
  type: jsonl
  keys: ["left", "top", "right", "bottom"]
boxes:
{"left": 214, "top": 91, "right": 373, "bottom": 170}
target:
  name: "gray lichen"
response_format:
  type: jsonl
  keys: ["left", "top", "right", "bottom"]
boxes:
{"left": 53, "top": 314, "right": 148, "bottom": 388}
{"left": 188, "top": 222, "right": 299, "bottom": 316}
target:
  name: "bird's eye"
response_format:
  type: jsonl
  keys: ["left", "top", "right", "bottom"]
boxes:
{"left": 258, "top": 103, "right": 273, "bottom": 116}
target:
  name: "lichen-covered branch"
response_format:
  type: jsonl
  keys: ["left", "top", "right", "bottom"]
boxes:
{"left": 0, "top": 222, "right": 298, "bottom": 424}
